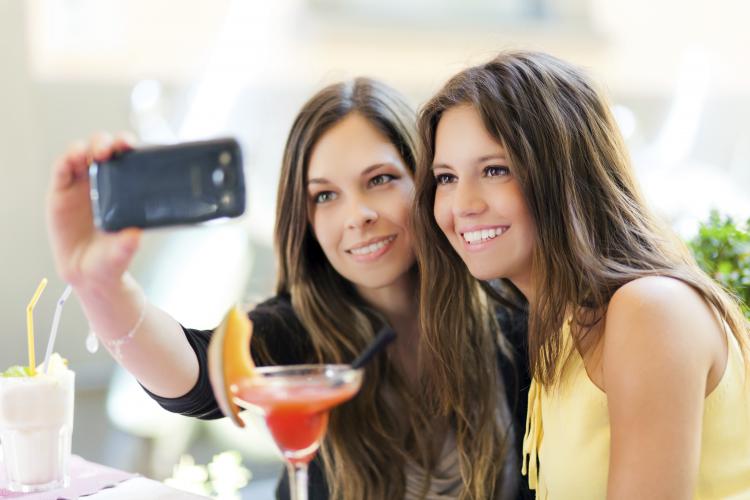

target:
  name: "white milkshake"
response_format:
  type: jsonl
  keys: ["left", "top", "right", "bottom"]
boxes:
{"left": 0, "top": 354, "right": 74, "bottom": 492}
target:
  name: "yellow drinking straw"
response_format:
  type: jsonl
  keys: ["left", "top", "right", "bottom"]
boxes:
{"left": 26, "top": 278, "right": 48, "bottom": 376}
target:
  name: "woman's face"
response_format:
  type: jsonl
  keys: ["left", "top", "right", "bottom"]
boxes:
{"left": 307, "top": 112, "right": 416, "bottom": 292}
{"left": 431, "top": 104, "right": 535, "bottom": 292}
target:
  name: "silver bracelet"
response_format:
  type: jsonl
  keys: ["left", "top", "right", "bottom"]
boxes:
{"left": 101, "top": 290, "right": 148, "bottom": 361}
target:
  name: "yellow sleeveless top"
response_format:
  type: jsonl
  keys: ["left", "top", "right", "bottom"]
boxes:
{"left": 521, "top": 321, "right": 750, "bottom": 499}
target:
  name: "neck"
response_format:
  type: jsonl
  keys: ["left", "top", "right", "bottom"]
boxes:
{"left": 356, "top": 267, "right": 421, "bottom": 384}
{"left": 510, "top": 272, "right": 534, "bottom": 304}
{"left": 356, "top": 267, "right": 419, "bottom": 335}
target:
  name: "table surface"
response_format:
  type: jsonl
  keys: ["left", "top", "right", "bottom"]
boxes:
{"left": 0, "top": 455, "right": 209, "bottom": 499}
{"left": 86, "top": 477, "right": 209, "bottom": 499}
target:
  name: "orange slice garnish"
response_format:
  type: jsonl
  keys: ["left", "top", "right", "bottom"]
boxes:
{"left": 208, "top": 305, "right": 256, "bottom": 427}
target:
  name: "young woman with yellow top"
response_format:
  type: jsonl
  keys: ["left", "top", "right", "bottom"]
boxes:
{"left": 412, "top": 51, "right": 750, "bottom": 499}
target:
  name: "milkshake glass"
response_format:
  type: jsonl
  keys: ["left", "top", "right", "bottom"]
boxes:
{"left": 0, "top": 355, "right": 74, "bottom": 492}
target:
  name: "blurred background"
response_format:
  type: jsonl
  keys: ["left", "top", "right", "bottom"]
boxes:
{"left": 1, "top": 0, "right": 749, "bottom": 498}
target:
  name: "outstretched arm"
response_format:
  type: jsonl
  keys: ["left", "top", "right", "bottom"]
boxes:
{"left": 47, "top": 133, "right": 199, "bottom": 398}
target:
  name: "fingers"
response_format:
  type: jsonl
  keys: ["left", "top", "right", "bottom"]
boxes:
{"left": 93, "top": 131, "right": 137, "bottom": 159}
{"left": 111, "top": 131, "right": 137, "bottom": 153}
{"left": 51, "top": 132, "right": 137, "bottom": 192}
{"left": 119, "top": 227, "right": 143, "bottom": 255}
{"left": 51, "top": 140, "right": 88, "bottom": 191}
{"left": 89, "top": 132, "right": 115, "bottom": 163}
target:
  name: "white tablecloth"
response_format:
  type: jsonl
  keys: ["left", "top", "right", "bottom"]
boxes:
{"left": 87, "top": 477, "right": 209, "bottom": 499}
{"left": 0, "top": 455, "right": 210, "bottom": 499}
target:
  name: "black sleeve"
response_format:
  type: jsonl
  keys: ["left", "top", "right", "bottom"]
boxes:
{"left": 142, "top": 324, "right": 223, "bottom": 419}
{"left": 143, "top": 294, "right": 314, "bottom": 419}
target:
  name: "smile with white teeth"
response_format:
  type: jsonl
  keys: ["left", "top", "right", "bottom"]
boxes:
{"left": 349, "top": 235, "right": 396, "bottom": 256}
{"left": 462, "top": 227, "right": 507, "bottom": 245}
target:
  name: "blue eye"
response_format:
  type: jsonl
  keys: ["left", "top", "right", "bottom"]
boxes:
{"left": 434, "top": 173, "right": 456, "bottom": 185}
{"left": 313, "top": 191, "right": 336, "bottom": 204}
{"left": 369, "top": 174, "right": 395, "bottom": 187}
{"left": 484, "top": 165, "right": 510, "bottom": 177}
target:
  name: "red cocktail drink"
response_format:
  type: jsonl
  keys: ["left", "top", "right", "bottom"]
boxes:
{"left": 235, "top": 375, "right": 360, "bottom": 464}
{"left": 232, "top": 364, "right": 363, "bottom": 500}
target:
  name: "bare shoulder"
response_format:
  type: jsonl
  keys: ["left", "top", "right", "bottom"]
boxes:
{"left": 602, "top": 276, "right": 723, "bottom": 392}
{"left": 601, "top": 278, "right": 728, "bottom": 496}
{"left": 607, "top": 275, "right": 723, "bottom": 347}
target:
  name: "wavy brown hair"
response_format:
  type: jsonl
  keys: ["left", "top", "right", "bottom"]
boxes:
{"left": 272, "top": 78, "right": 514, "bottom": 500}
{"left": 413, "top": 51, "right": 749, "bottom": 389}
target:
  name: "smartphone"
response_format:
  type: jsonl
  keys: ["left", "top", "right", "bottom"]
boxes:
{"left": 89, "top": 138, "right": 245, "bottom": 231}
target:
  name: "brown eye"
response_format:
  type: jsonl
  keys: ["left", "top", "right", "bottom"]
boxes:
{"left": 434, "top": 173, "right": 456, "bottom": 185}
{"left": 484, "top": 166, "right": 510, "bottom": 177}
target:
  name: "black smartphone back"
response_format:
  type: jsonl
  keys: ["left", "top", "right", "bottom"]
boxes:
{"left": 89, "top": 138, "right": 245, "bottom": 231}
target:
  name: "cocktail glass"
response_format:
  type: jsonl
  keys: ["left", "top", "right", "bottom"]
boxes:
{"left": 232, "top": 364, "right": 363, "bottom": 500}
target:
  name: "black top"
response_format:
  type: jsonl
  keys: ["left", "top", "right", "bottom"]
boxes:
{"left": 144, "top": 294, "right": 531, "bottom": 500}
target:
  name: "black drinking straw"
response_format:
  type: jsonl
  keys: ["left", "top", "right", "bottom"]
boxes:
{"left": 351, "top": 327, "right": 397, "bottom": 369}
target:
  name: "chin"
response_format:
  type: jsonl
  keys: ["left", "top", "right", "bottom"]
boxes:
{"left": 466, "top": 262, "right": 505, "bottom": 282}
{"left": 347, "top": 262, "right": 414, "bottom": 291}
{"left": 349, "top": 273, "right": 400, "bottom": 290}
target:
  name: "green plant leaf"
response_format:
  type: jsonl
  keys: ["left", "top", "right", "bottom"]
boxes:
{"left": 689, "top": 209, "right": 750, "bottom": 320}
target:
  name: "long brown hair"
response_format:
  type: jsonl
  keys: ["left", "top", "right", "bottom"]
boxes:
{"left": 272, "top": 78, "right": 513, "bottom": 499}
{"left": 414, "top": 51, "right": 749, "bottom": 389}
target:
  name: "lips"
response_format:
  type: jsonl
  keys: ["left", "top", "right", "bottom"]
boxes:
{"left": 460, "top": 226, "right": 508, "bottom": 245}
{"left": 346, "top": 235, "right": 397, "bottom": 256}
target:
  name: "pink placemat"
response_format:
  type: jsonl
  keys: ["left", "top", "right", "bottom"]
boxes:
{"left": 0, "top": 455, "right": 136, "bottom": 499}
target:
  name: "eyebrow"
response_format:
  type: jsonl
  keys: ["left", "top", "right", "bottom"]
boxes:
{"left": 307, "top": 163, "right": 395, "bottom": 185}
{"left": 432, "top": 154, "right": 508, "bottom": 170}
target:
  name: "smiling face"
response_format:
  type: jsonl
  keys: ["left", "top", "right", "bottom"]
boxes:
{"left": 431, "top": 104, "right": 536, "bottom": 292}
{"left": 307, "top": 112, "right": 416, "bottom": 292}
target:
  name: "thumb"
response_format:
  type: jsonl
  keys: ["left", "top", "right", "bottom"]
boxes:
{"left": 109, "top": 227, "right": 143, "bottom": 269}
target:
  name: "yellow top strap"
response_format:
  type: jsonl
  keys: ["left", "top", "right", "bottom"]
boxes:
{"left": 521, "top": 376, "right": 543, "bottom": 490}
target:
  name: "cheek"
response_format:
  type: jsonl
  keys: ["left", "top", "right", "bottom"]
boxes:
{"left": 508, "top": 192, "right": 536, "bottom": 252}
{"left": 310, "top": 213, "right": 339, "bottom": 257}
{"left": 520, "top": 217, "right": 537, "bottom": 254}
{"left": 398, "top": 198, "right": 415, "bottom": 232}
{"left": 433, "top": 190, "right": 454, "bottom": 236}
{"left": 380, "top": 188, "right": 414, "bottom": 230}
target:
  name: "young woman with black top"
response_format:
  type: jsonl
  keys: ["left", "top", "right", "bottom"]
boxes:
{"left": 47, "top": 78, "right": 530, "bottom": 500}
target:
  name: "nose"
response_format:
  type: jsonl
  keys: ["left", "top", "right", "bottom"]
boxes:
{"left": 452, "top": 178, "right": 487, "bottom": 217}
{"left": 345, "top": 196, "right": 378, "bottom": 230}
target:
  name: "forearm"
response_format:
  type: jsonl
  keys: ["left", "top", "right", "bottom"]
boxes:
{"left": 75, "top": 273, "right": 200, "bottom": 398}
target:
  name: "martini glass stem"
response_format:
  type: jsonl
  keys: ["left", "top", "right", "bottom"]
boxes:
{"left": 287, "top": 461, "right": 309, "bottom": 500}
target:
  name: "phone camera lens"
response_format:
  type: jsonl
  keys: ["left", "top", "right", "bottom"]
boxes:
{"left": 220, "top": 193, "right": 234, "bottom": 207}
{"left": 212, "top": 168, "right": 225, "bottom": 187}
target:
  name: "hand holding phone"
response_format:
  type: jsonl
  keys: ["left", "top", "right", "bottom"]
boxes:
{"left": 89, "top": 138, "right": 246, "bottom": 232}
{"left": 48, "top": 132, "right": 142, "bottom": 291}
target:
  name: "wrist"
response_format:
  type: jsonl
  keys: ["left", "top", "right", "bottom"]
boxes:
{"left": 72, "top": 273, "right": 135, "bottom": 305}
{"left": 74, "top": 273, "right": 147, "bottom": 344}
{"left": 99, "top": 287, "right": 148, "bottom": 361}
